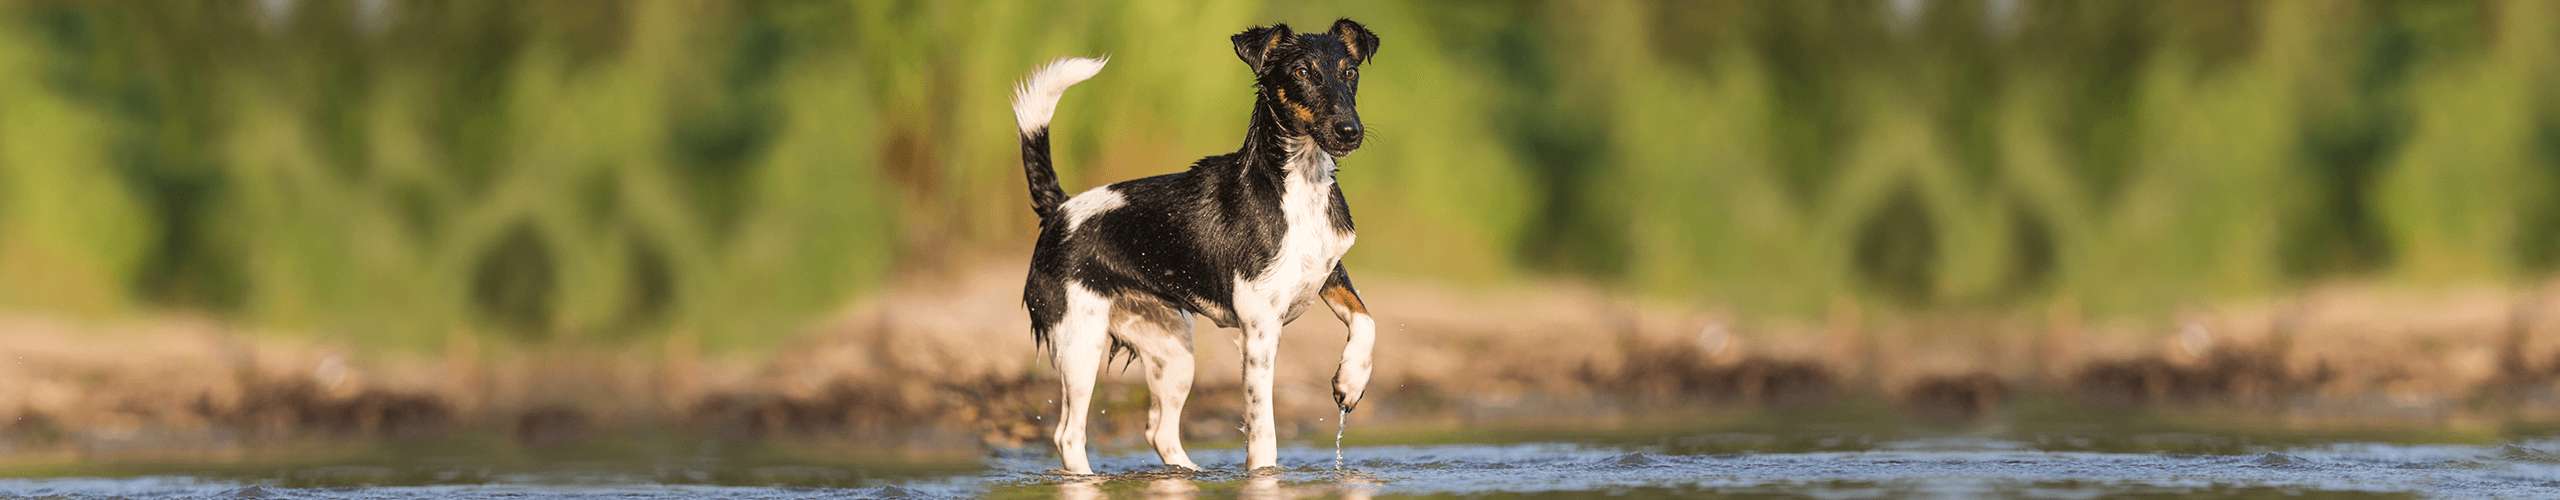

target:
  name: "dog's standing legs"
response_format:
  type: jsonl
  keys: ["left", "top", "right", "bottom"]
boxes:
{"left": 1051, "top": 285, "right": 1113, "bottom": 474}
{"left": 1239, "top": 314, "right": 1285, "bottom": 470}
{"left": 1112, "top": 302, "right": 1201, "bottom": 470}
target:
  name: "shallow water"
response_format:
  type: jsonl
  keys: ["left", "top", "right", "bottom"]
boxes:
{"left": 8, "top": 437, "right": 2559, "bottom": 498}
{"left": 9, "top": 400, "right": 2560, "bottom": 498}
{"left": 982, "top": 439, "right": 2560, "bottom": 498}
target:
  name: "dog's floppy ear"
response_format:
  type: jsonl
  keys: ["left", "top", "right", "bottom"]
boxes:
{"left": 1231, "top": 23, "right": 1294, "bottom": 73}
{"left": 1331, "top": 18, "right": 1379, "bottom": 63}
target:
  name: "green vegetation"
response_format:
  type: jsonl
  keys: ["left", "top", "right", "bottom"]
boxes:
{"left": 0, "top": 1, "right": 2554, "bottom": 351}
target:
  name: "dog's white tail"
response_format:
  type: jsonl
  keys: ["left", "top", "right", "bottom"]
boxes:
{"left": 1012, "top": 56, "right": 1106, "bottom": 221}
{"left": 1011, "top": 56, "right": 1107, "bottom": 136}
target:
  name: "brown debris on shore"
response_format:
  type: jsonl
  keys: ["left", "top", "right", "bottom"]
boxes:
{"left": 0, "top": 318, "right": 454, "bottom": 452}
{"left": 1579, "top": 332, "right": 1836, "bottom": 407}
{"left": 1902, "top": 373, "right": 2008, "bottom": 422}
{"left": 2071, "top": 335, "right": 2327, "bottom": 408}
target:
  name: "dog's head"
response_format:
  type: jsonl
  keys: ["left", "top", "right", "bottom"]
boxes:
{"left": 1233, "top": 19, "right": 1380, "bottom": 156}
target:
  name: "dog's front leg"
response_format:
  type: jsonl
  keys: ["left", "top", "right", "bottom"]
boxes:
{"left": 1239, "top": 313, "right": 1285, "bottom": 470}
{"left": 1321, "top": 264, "right": 1374, "bottom": 412}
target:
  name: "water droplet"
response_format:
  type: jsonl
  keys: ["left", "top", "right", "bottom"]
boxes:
{"left": 1334, "top": 409, "right": 1350, "bottom": 470}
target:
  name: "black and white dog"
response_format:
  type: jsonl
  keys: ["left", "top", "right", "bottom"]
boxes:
{"left": 1009, "top": 19, "right": 1381, "bottom": 473}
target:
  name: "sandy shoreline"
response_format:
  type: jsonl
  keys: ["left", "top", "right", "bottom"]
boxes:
{"left": 7, "top": 266, "right": 2560, "bottom": 457}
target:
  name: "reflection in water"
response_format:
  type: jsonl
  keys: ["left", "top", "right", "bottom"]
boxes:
{"left": 1334, "top": 473, "right": 1376, "bottom": 500}
{"left": 1238, "top": 471, "right": 1282, "bottom": 500}
{"left": 1055, "top": 477, "right": 1105, "bottom": 500}
{"left": 1007, "top": 462, "right": 1384, "bottom": 499}
{"left": 8, "top": 426, "right": 2560, "bottom": 498}
{"left": 4, "top": 439, "right": 2558, "bottom": 497}
{"left": 972, "top": 438, "right": 2560, "bottom": 498}
{"left": 1144, "top": 475, "right": 1198, "bottom": 498}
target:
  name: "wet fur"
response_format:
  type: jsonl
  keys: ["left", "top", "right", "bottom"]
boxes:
{"left": 1011, "top": 19, "right": 1383, "bottom": 473}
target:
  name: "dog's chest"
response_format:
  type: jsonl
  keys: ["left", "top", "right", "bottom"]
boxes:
{"left": 1236, "top": 154, "right": 1355, "bottom": 320}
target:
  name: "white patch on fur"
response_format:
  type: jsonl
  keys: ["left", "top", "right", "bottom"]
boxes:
{"left": 1228, "top": 290, "right": 1285, "bottom": 469}
{"left": 1234, "top": 140, "right": 1359, "bottom": 317}
{"left": 1058, "top": 186, "right": 1126, "bottom": 232}
{"left": 1012, "top": 56, "right": 1108, "bottom": 136}
{"left": 1227, "top": 138, "right": 1360, "bottom": 469}
{"left": 1244, "top": 138, "right": 1351, "bottom": 298}
{"left": 1049, "top": 282, "right": 1114, "bottom": 474}
{"left": 1111, "top": 306, "right": 1202, "bottom": 470}
{"left": 1333, "top": 312, "right": 1375, "bottom": 410}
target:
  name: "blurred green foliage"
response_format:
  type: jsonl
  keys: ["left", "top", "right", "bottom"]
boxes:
{"left": 0, "top": 1, "right": 2555, "bottom": 350}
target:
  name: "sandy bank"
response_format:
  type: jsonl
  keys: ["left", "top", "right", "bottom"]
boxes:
{"left": 7, "top": 267, "right": 2560, "bottom": 455}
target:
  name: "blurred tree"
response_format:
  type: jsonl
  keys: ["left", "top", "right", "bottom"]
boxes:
{"left": 31, "top": 5, "right": 252, "bottom": 311}
{"left": 1856, "top": 182, "right": 1938, "bottom": 305}
{"left": 1487, "top": 3, "right": 1628, "bottom": 279}
{"left": 2521, "top": 104, "right": 2560, "bottom": 273}
{"left": 1751, "top": 1, "right": 1878, "bottom": 208}
{"left": 0, "top": 0, "right": 2549, "bottom": 348}
{"left": 2282, "top": 3, "right": 2418, "bottom": 281}
{"left": 473, "top": 221, "right": 556, "bottom": 340}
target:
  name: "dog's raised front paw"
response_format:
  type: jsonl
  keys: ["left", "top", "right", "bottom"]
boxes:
{"left": 1332, "top": 363, "right": 1371, "bottom": 412}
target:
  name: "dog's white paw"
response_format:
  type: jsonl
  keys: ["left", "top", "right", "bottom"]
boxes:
{"left": 1332, "top": 362, "right": 1371, "bottom": 412}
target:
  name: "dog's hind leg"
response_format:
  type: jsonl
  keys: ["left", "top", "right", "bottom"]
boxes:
{"left": 1111, "top": 298, "right": 1201, "bottom": 470}
{"left": 1050, "top": 284, "right": 1114, "bottom": 475}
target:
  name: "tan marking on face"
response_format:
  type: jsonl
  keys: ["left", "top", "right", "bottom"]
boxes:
{"left": 1275, "top": 87, "right": 1316, "bottom": 123}
{"left": 1262, "top": 33, "right": 1285, "bottom": 67}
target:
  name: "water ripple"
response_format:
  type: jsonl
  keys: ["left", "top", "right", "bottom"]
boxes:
{"left": 8, "top": 439, "right": 2560, "bottom": 498}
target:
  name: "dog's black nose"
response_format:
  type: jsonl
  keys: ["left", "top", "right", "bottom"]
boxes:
{"left": 1332, "top": 122, "right": 1362, "bottom": 142}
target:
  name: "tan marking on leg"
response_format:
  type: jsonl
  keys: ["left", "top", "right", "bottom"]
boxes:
{"left": 1321, "top": 275, "right": 1375, "bottom": 412}
{"left": 1321, "top": 282, "right": 1367, "bottom": 316}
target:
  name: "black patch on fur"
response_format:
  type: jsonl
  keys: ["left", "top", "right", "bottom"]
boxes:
{"left": 1231, "top": 24, "right": 1295, "bottom": 73}
{"left": 1328, "top": 183, "right": 1355, "bottom": 234}
{"left": 1330, "top": 19, "right": 1380, "bottom": 64}
{"left": 1020, "top": 19, "right": 1381, "bottom": 361}
{"left": 1018, "top": 130, "right": 1068, "bottom": 221}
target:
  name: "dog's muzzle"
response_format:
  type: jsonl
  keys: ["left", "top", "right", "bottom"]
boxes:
{"left": 1323, "top": 120, "right": 1364, "bottom": 153}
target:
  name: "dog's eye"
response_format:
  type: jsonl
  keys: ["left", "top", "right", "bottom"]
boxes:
{"left": 1342, "top": 68, "right": 1357, "bottom": 80}
{"left": 1292, "top": 66, "right": 1309, "bottom": 79}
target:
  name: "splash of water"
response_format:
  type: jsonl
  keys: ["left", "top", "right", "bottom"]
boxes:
{"left": 1334, "top": 409, "right": 1349, "bottom": 470}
